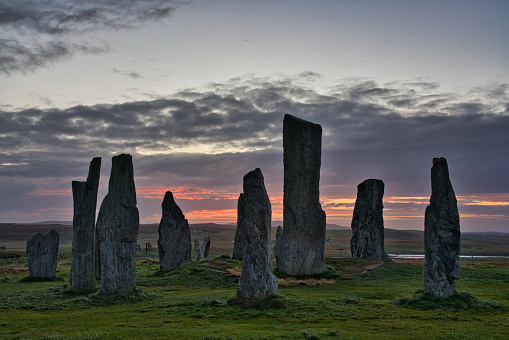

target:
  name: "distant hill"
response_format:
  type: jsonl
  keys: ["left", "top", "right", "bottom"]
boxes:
{"left": 30, "top": 221, "right": 72, "bottom": 225}
{"left": 271, "top": 221, "right": 349, "bottom": 230}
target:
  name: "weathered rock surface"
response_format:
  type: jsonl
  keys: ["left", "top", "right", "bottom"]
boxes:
{"left": 423, "top": 157, "right": 461, "bottom": 298}
{"left": 26, "top": 229, "right": 59, "bottom": 278}
{"left": 201, "top": 237, "right": 211, "bottom": 259}
{"left": 70, "top": 157, "right": 101, "bottom": 291}
{"left": 158, "top": 191, "right": 192, "bottom": 271}
{"left": 233, "top": 193, "right": 246, "bottom": 259}
{"left": 194, "top": 238, "right": 201, "bottom": 261}
{"left": 276, "top": 114, "right": 327, "bottom": 275}
{"left": 237, "top": 168, "right": 278, "bottom": 299}
{"left": 350, "top": 179, "right": 389, "bottom": 261}
{"left": 97, "top": 154, "right": 140, "bottom": 295}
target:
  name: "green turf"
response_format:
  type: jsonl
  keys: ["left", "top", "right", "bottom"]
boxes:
{"left": 0, "top": 255, "right": 508, "bottom": 339}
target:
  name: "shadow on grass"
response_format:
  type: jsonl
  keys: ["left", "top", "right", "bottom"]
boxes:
{"left": 18, "top": 275, "right": 64, "bottom": 283}
{"left": 274, "top": 266, "right": 339, "bottom": 280}
{"left": 227, "top": 294, "right": 288, "bottom": 309}
{"left": 394, "top": 290, "right": 505, "bottom": 311}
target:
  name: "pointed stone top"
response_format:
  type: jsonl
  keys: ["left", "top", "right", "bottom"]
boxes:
{"left": 243, "top": 168, "right": 265, "bottom": 191}
{"left": 161, "top": 191, "right": 186, "bottom": 222}
{"left": 433, "top": 157, "right": 447, "bottom": 164}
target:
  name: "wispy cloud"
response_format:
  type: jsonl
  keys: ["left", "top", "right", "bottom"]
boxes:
{"left": 0, "top": 0, "right": 190, "bottom": 75}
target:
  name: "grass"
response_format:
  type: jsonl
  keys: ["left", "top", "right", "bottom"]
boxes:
{"left": 1, "top": 224, "right": 508, "bottom": 339}
{"left": 1, "top": 255, "right": 508, "bottom": 339}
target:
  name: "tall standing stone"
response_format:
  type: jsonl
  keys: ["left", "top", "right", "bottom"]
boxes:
{"left": 201, "top": 237, "right": 211, "bottom": 260}
{"left": 70, "top": 157, "right": 101, "bottom": 291}
{"left": 194, "top": 238, "right": 202, "bottom": 261}
{"left": 350, "top": 179, "right": 389, "bottom": 261}
{"left": 237, "top": 168, "right": 278, "bottom": 299}
{"left": 423, "top": 157, "right": 461, "bottom": 297}
{"left": 233, "top": 193, "right": 246, "bottom": 259}
{"left": 276, "top": 114, "right": 327, "bottom": 275}
{"left": 26, "top": 229, "right": 59, "bottom": 278}
{"left": 97, "top": 154, "right": 139, "bottom": 295}
{"left": 158, "top": 191, "right": 192, "bottom": 271}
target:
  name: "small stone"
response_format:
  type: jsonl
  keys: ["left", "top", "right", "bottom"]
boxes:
{"left": 158, "top": 191, "right": 192, "bottom": 271}
{"left": 276, "top": 114, "right": 327, "bottom": 275}
{"left": 97, "top": 154, "right": 139, "bottom": 295}
{"left": 273, "top": 226, "right": 283, "bottom": 262}
{"left": 423, "top": 157, "right": 461, "bottom": 297}
{"left": 194, "top": 238, "right": 202, "bottom": 261}
{"left": 70, "top": 157, "right": 101, "bottom": 291}
{"left": 237, "top": 168, "right": 278, "bottom": 299}
{"left": 350, "top": 179, "right": 389, "bottom": 261}
{"left": 26, "top": 229, "right": 59, "bottom": 278}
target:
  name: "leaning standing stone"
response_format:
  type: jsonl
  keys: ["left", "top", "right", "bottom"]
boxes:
{"left": 350, "top": 179, "right": 389, "bottom": 261}
{"left": 201, "top": 237, "right": 211, "bottom": 259}
{"left": 26, "top": 229, "right": 59, "bottom": 278}
{"left": 158, "top": 191, "right": 192, "bottom": 271}
{"left": 97, "top": 154, "right": 140, "bottom": 295}
{"left": 276, "top": 114, "right": 327, "bottom": 275}
{"left": 423, "top": 157, "right": 461, "bottom": 298}
{"left": 237, "top": 168, "right": 278, "bottom": 299}
{"left": 70, "top": 157, "right": 101, "bottom": 291}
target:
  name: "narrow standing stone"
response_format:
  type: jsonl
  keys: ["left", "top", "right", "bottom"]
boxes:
{"left": 97, "top": 154, "right": 139, "bottom": 295}
{"left": 201, "top": 237, "right": 211, "bottom": 259}
{"left": 273, "top": 226, "right": 283, "bottom": 263}
{"left": 194, "top": 238, "right": 202, "bottom": 261}
{"left": 70, "top": 157, "right": 101, "bottom": 291}
{"left": 423, "top": 157, "right": 461, "bottom": 298}
{"left": 237, "top": 168, "right": 278, "bottom": 299}
{"left": 350, "top": 179, "right": 389, "bottom": 261}
{"left": 276, "top": 114, "right": 327, "bottom": 275}
{"left": 233, "top": 193, "right": 246, "bottom": 259}
{"left": 26, "top": 229, "right": 59, "bottom": 278}
{"left": 158, "top": 191, "right": 192, "bottom": 271}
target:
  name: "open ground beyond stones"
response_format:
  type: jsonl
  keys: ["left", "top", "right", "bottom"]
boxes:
{"left": 0, "top": 229, "right": 508, "bottom": 339}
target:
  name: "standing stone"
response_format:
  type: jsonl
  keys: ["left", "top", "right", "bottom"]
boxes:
{"left": 201, "top": 237, "right": 211, "bottom": 259}
{"left": 26, "top": 229, "right": 59, "bottom": 278}
{"left": 233, "top": 193, "right": 246, "bottom": 259}
{"left": 276, "top": 114, "right": 327, "bottom": 275}
{"left": 70, "top": 157, "right": 101, "bottom": 291}
{"left": 423, "top": 157, "right": 461, "bottom": 297}
{"left": 237, "top": 168, "right": 278, "bottom": 299}
{"left": 97, "top": 154, "right": 139, "bottom": 295}
{"left": 158, "top": 191, "right": 192, "bottom": 271}
{"left": 273, "top": 226, "right": 283, "bottom": 262}
{"left": 194, "top": 238, "right": 202, "bottom": 261}
{"left": 350, "top": 179, "right": 389, "bottom": 261}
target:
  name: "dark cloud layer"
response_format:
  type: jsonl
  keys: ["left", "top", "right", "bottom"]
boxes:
{"left": 0, "top": 74, "right": 508, "bottom": 229}
{"left": 0, "top": 0, "right": 189, "bottom": 75}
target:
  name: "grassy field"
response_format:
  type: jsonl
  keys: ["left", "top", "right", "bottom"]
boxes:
{"left": 0, "top": 223, "right": 508, "bottom": 339}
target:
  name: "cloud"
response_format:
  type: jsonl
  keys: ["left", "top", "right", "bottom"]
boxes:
{"left": 0, "top": 74, "right": 508, "bottom": 229}
{"left": 112, "top": 68, "right": 142, "bottom": 79}
{"left": 0, "top": 0, "right": 190, "bottom": 75}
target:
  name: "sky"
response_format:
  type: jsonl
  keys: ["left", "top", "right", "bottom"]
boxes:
{"left": 0, "top": 0, "right": 508, "bottom": 232}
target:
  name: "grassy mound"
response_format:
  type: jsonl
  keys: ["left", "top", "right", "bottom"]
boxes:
{"left": 394, "top": 290, "right": 505, "bottom": 311}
